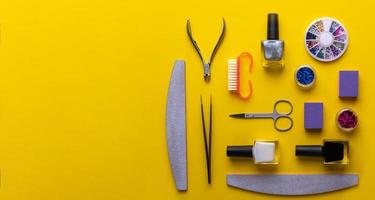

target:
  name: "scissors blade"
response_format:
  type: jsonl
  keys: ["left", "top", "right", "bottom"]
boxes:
{"left": 229, "top": 114, "right": 246, "bottom": 119}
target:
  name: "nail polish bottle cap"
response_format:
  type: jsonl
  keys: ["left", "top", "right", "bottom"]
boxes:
{"left": 267, "top": 13, "right": 279, "bottom": 40}
{"left": 227, "top": 145, "right": 253, "bottom": 157}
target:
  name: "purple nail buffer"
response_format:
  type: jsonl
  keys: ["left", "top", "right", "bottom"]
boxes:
{"left": 339, "top": 71, "right": 358, "bottom": 98}
{"left": 304, "top": 103, "right": 323, "bottom": 130}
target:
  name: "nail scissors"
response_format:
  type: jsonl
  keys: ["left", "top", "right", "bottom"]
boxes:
{"left": 230, "top": 100, "right": 293, "bottom": 132}
{"left": 187, "top": 19, "right": 226, "bottom": 82}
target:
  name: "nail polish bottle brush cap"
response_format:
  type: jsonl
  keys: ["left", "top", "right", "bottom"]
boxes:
{"left": 296, "top": 145, "right": 323, "bottom": 157}
{"left": 227, "top": 145, "right": 253, "bottom": 157}
{"left": 268, "top": 13, "right": 279, "bottom": 40}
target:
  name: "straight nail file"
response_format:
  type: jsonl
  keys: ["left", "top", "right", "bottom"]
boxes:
{"left": 166, "top": 60, "right": 187, "bottom": 191}
{"left": 227, "top": 174, "right": 358, "bottom": 195}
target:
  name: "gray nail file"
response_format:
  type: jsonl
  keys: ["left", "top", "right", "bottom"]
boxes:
{"left": 166, "top": 60, "right": 187, "bottom": 191}
{"left": 227, "top": 174, "right": 358, "bottom": 195}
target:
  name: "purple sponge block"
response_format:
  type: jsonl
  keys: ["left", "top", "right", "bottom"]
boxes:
{"left": 304, "top": 103, "right": 323, "bottom": 130}
{"left": 339, "top": 71, "right": 358, "bottom": 98}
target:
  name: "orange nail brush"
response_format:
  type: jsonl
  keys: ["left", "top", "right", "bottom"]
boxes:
{"left": 227, "top": 52, "right": 253, "bottom": 99}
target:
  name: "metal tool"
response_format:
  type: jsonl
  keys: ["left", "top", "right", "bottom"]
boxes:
{"left": 230, "top": 100, "right": 293, "bottom": 132}
{"left": 200, "top": 95, "right": 212, "bottom": 184}
{"left": 227, "top": 174, "right": 358, "bottom": 195}
{"left": 166, "top": 60, "right": 187, "bottom": 191}
{"left": 187, "top": 19, "right": 226, "bottom": 82}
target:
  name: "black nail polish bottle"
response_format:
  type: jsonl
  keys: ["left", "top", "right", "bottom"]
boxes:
{"left": 296, "top": 140, "right": 349, "bottom": 164}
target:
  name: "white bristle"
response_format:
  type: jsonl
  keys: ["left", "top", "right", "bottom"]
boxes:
{"left": 227, "top": 58, "right": 239, "bottom": 91}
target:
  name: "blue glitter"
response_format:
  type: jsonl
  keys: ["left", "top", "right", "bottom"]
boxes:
{"left": 296, "top": 67, "right": 315, "bottom": 86}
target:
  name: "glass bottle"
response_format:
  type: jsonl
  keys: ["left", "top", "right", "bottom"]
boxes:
{"left": 261, "top": 13, "right": 284, "bottom": 68}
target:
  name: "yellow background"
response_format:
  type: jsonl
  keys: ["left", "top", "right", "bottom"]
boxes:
{"left": 0, "top": 0, "right": 373, "bottom": 199}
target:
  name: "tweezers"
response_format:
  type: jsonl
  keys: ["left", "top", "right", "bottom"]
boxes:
{"left": 187, "top": 19, "right": 226, "bottom": 82}
{"left": 200, "top": 95, "right": 212, "bottom": 184}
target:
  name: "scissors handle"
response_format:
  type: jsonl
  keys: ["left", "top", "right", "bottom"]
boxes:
{"left": 273, "top": 100, "right": 293, "bottom": 115}
{"left": 274, "top": 115, "right": 293, "bottom": 132}
{"left": 272, "top": 100, "right": 293, "bottom": 131}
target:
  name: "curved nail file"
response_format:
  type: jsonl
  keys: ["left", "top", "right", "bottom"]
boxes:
{"left": 166, "top": 60, "right": 187, "bottom": 191}
{"left": 227, "top": 174, "right": 358, "bottom": 195}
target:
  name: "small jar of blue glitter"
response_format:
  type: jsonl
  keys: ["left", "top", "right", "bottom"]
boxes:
{"left": 295, "top": 65, "right": 316, "bottom": 88}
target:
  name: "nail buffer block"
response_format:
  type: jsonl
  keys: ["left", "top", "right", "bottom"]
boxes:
{"left": 304, "top": 102, "right": 323, "bottom": 130}
{"left": 227, "top": 174, "right": 358, "bottom": 195}
{"left": 166, "top": 60, "right": 187, "bottom": 191}
{"left": 339, "top": 70, "right": 358, "bottom": 98}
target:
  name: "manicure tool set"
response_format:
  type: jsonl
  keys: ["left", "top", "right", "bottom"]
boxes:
{"left": 166, "top": 14, "right": 359, "bottom": 195}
